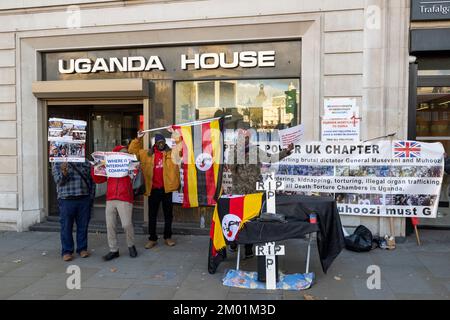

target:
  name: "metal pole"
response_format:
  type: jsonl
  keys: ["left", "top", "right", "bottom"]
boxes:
{"left": 141, "top": 115, "right": 232, "bottom": 133}
{"left": 236, "top": 245, "right": 241, "bottom": 271}
{"left": 305, "top": 233, "right": 313, "bottom": 274}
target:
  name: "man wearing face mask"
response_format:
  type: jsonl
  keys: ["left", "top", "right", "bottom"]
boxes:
{"left": 129, "top": 131, "right": 181, "bottom": 249}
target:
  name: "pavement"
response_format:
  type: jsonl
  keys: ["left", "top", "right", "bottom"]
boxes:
{"left": 0, "top": 229, "right": 449, "bottom": 300}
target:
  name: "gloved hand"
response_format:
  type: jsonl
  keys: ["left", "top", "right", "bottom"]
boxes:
{"left": 137, "top": 130, "right": 145, "bottom": 139}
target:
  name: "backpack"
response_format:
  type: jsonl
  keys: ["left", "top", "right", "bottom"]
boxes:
{"left": 344, "top": 225, "right": 373, "bottom": 252}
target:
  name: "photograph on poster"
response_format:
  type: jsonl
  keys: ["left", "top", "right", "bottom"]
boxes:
{"left": 277, "top": 165, "right": 334, "bottom": 176}
{"left": 48, "top": 118, "right": 87, "bottom": 143}
{"left": 335, "top": 192, "right": 438, "bottom": 207}
{"left": 72, "top": 131, "right": 86, "bottom": 142}
{"left": 335, "top": 193, "right": 384, "bottom": 205}
{"left": 335, "top": 165, "right": 442, "bottom": 178}
{"left": 48, "top": 119, "right": 64, "bottom": 129}
{"left": 49, "top": 141, "right": 85, "bottom": 162}
{"left": 386, "top": 194, "right": 437, "bottom": 206}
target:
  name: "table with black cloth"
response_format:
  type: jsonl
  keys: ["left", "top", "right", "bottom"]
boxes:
{"left": 236, "top": 195, "right": 345, "bottom": 274}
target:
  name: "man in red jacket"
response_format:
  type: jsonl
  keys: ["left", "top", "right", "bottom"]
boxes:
{"left": 92, "top": 145, "right": 137, "bottom": 261}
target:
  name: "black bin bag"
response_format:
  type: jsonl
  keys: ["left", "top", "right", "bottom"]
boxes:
{"left": 344, "top": 225, "right": 373, "bottom": 252}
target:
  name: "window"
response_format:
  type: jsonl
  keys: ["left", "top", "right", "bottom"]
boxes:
{"left": 175, "top": 79, "right": 300, "bottom": 132}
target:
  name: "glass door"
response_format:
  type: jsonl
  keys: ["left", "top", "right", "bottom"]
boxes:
{"left": 47, "top": 104, "right": 144, "bottom": 222}
{"left": 416, "top": 86, "right": 450, "bottom": 228}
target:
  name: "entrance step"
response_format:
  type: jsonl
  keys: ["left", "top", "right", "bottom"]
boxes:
{"left": 29, "top": 216, "right": 209, "bottom": 236}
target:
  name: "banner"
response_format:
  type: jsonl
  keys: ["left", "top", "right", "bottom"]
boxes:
{"left": 48, "top": 118, "right": 87, "bottom": 162}
{"left": 269, "top": 140, "right": 444, "bottom": 218}
{"left": 91, "top": 151, "right": 137, "bottom": 178}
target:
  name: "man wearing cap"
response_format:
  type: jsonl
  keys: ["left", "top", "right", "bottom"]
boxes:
{"left": 91, "top": 145, "right": 137, "bottom": 260}
{"left": 129, "top": 131, "right": 181, "bottom": 249}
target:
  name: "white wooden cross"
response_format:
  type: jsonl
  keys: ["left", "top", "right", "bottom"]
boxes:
{"left": 256, "top": 172, "right": 284, "bottom": 214}
{"left": 256, "top": 242, "right": 285, "bottom": 290}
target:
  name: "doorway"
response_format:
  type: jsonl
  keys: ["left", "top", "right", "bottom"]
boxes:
{"left": 416, "top": 86, "right": 450, "bottom": 228}
{"left": 47, "top": 104, "right": 144, "bottom": 222}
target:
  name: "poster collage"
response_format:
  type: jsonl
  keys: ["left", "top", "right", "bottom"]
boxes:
{"left": 48, "top": 118, "right": 87, "bottom": 162}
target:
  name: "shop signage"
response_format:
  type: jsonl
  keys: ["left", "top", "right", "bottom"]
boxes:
{"left": 411, "top": 0, "right": 450, "bottom": 21}
{"left": 58, "top": 50, "right": 276, "bottom": 74}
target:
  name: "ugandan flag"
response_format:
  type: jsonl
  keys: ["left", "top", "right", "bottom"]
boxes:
{"left": 173, "top": 118, "right": 224, "bottom": 208}
{"left": 208, "top": 193, "right": 264, "bottom": 274}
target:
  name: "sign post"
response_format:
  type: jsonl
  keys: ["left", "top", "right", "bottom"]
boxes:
{"left": 256, "top": 172, "right": 284, "bottom": 214}
{"left": 255, "top": 242, "right": 285, "bottom": 290}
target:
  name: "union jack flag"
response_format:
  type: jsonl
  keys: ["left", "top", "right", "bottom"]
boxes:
{"left": 393, "top": 141, "right": 421, "bottom": 158}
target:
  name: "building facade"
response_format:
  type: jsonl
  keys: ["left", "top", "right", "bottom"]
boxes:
{"left": 0, "top": 0, "right": 410, "bottom": 236}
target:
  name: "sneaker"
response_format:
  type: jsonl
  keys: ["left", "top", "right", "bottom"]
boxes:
{"left": 129, "top": 245, "right": 138, "bottom": 258}
{"left": 379, "top": 239, "right": 387, "bottom": 249}
{"left": 145, "top": 240, "right": 157, "bottom": 249}
{"left": 79, "top": 250, "right": 90, "bottom": 258}
{"left": 103, "top": 251, "right": 119, "bottom": 261}
{"left": 62, "top": 254, "right": 73, "bottom": 262}
{"left": 164, "top": 238, "right": 176, "bottom": 247}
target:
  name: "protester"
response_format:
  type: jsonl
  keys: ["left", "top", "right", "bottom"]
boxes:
{"left": 129, "top": 131, "right": 181, "bottom": 249}
{"left": 91, "top": 145, "right": 137, "bottom": 261}
{"left": 52, "top": 160, "right": 94, "bottom": 261}
{"left": 227, "top": 128, "right": 294, "bottom": 258}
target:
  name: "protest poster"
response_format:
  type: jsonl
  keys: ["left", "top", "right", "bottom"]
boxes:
{"left": 323, "top": 98, "right": 358, "bottom": 119}
{"left": 268, "top": 140, "right": 444, "bottom": 218}
{"left": 321, "top": 98, "right": 361, "bottom": 142}
{"left": 91, "top": 151, "right": 137, "bottom": 178}
{"left": 48, "top": 118, "right": 87, "bottom": 162}
{"left": 278, "top": 124, "right": 304, "bottom": 148}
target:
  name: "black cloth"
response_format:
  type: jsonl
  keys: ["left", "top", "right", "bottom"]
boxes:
{"left": 445, "top": 157, "right": 450, "bottom": 175}
{"left": 236, "top": 195, "right": 345, "bottom": 273}
{"left": 148, "top": 188, "right": 173, "bottom": 241}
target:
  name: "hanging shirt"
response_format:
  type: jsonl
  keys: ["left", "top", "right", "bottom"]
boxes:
{"left": 152, "top": 147, "right": 164, "bottom": 189}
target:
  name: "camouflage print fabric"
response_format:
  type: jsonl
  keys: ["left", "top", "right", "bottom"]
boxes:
{"left": 228, "top": 142, "right": 290, "bottom": 195}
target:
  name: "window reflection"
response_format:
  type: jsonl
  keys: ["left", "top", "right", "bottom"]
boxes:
{"left": 175, "top": 79, "right": 300, "bottom": 132}
{"left": 416, "top": 87, "right": 450, "bottom": 138}
{"left": 416, "top": 87, "right": 450, "bottom": 213}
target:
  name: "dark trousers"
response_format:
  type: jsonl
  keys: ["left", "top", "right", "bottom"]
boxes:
{"left": 58, "top": 196, "right": 91, "bottom": 256}
{"left": 148, "top": 188, "right": 173, "bottom": 241}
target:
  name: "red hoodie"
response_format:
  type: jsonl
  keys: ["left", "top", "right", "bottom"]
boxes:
{"left": 91, "top": 146, "right": 134, "bottom": 204}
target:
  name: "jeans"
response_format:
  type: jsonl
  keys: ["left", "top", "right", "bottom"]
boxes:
{"left": 58, "top": 196, "right": 91, "bottom": 256}
{"left": 148, "top": 188, "right": 173, "bottom": 241}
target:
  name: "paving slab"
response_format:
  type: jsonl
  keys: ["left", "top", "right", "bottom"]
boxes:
{"left": 0, "top": 230, "right": 448, "bottom": 300}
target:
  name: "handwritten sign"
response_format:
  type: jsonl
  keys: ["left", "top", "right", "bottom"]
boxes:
{"left": 105, "top": 153, "right": 137, "bottom": 178}
{"left": 278, "top": 124, "right": 304, "bottom": 148}
{"left": 256, "top": 242, "right": 285, "bottom": 290}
